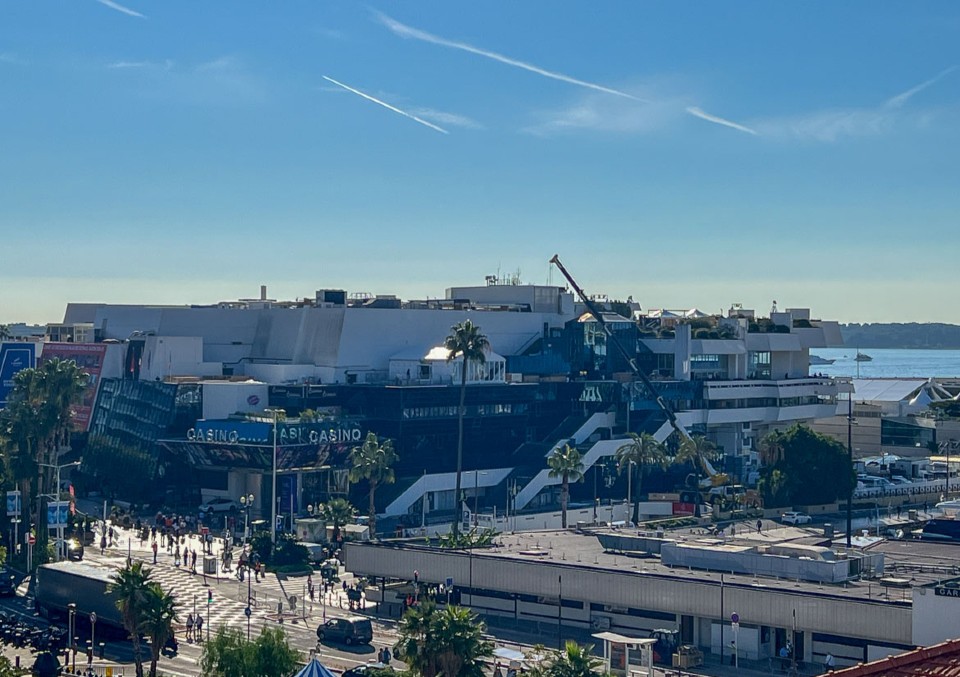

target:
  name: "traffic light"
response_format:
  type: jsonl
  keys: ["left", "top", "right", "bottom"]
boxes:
{"left": 207, "top": 590, "right": 213, "bottom": 605}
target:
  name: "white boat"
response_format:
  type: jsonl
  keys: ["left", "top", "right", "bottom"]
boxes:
{"left": 809, "top": 355, "right": 835, "bottom": 365}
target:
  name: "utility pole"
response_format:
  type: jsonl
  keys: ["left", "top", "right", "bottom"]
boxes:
{"left": 846, "top": 383, "right": 853, "bottom": 548}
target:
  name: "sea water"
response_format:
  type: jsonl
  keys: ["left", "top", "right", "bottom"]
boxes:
{"left": 810, "top": 348, "right": 960, "bottom": 379}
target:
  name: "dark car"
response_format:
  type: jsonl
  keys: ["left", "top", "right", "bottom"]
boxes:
{"left": 316, "top": 616, "right": 373, "bottom": 646}
{"left": 0, "top": 569, "right": 17, "bottom": 596}
{"left": 66, "top": 538, "right": 84, "bottom": 561}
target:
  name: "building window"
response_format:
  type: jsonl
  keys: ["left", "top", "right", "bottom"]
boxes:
{"left": 748, "top": 351, "right": 771, "bottom": 379}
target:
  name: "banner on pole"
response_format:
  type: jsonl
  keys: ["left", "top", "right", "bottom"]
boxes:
{"left": 47, "top": 501, "right": 70, "bottom": 529}
{"left": 6, "top": 491, "right": 21, "bottom": 517}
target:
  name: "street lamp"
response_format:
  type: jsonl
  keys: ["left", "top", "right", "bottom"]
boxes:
{"left": 264, "top": 408, "right": 285, "bottom": 545}
{"left": 39, "top": 460, "right": 81, "bottom": 560}
{"left": 239, "top": 494, "right": 254, "bottom": 544}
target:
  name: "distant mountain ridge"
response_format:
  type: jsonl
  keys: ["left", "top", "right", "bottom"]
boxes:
{"left": 841, "top": 323, "right": 960, "bottom": 349}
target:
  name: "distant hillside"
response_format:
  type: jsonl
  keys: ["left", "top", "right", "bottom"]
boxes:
{"left": 841, "top": 323, "right": 960, "bottom": 349}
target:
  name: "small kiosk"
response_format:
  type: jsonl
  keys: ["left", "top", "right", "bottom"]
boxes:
{"left": 591, "top": 632, "right": 657, "bottom": 677}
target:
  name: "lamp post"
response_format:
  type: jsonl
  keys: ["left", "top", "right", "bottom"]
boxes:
{"left": 239, "top": 494, "right": 254, "bottom": 545}
{"left": 265, "top": 408, "right": 285, "bottom": 545}
{"left": 846, "top": 381, "right": 854, "bottom": 548}
{"left": 39, "top": 460, "right": 81, "bottom": 560}
{"left": 68, "top": 603, "right": 76, "bottom": 671}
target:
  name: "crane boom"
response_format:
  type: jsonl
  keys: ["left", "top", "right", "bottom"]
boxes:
{"left": 549, "top": 254, "right": 691, "bottom": 442}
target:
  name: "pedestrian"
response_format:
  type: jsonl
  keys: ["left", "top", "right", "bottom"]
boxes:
{"left": 255, "top": 559, "right": 262, "bottom": 582}
{"left": 494, "top": 662, "right": 503, "bottom": 677}
{"left": 195, "top": 613, "right": 203, "bottom": 642}
{"left": 897, "top": 504, "right": 902, "bottom": 519}
{"left": 100, "top": 534, "right": 107, "bottom": 555}
{"left": 382, "top": 647, "right": 391, "bottom": 664}
{"left": 191, "top": 549, "right": 197, "bottom": 574}
{"left": 175, "top": 544, "right": 181, "bottom": 567}
{"left": 186, "top": 613, "right": 194, "bottom": 642}
{"left": 108, "top": 526, "right": 114, "bottom": 547}
{"left": 152, "top": 540, "right": 158, "bottom": 564}
{"left": 756, "top": 519, "right": 762, "bottom": 534}
{"left": 824, "top": 652, "right": 835, "bottom": 671}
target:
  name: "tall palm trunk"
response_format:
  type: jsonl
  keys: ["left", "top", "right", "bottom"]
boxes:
{"left": 149, "top": 651, "right": 159, "bottom": 677}
{"left": 368, "top": 479, "right": 378, "bottom": 539}
{"left": 694, "top": 453, "right": 702, "bottom": 518}
{"left": 633, "top": 464, "right": 642, "bottom": 525}
{"left": 453, "top": 363, "right": 467, "bottom": 537}
{"left": 561, "top": 473, "right": 569, "bottom": 528}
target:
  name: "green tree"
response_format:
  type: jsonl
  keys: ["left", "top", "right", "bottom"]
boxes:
{"left": 614, "top": 433, "right": 668, "bottom": 524}
{"left": 758, "top": 424, "right": 856, "bottom": 508}
{"left": 109, "top": 561, "right": 153, "bottom": 677}
{"left": 0, "top": 359, "right": 87, "bottom": 565}
{"left": 444, "top": 319, "right": 489, "bottom": 537}
{"left": 321, "top": 497, "right": 356, "bottom": 545}
{"left": 140, "top": 582, "right": 179, "bottom": 677}
{"left": 349, "top": 432, "right": 397, "bottom": 540}
{"left": 0, "top": 325, "right": 11, "bottom": 341}
{"left": 200, "top": 626, "right": 300, "bottom": 677}
{"left": 674, "top": 435, "right": 718, "bottom": 517}
{"left": 759, "top": 430, "right": 786, "bottom": 466}
{"left": 394, "top": 601, "right": 493, "bottom": 677}
{"left": 527, "top": 641, "right": 606, "bottom": 677}
{"left": 547, "top": 444, "right": 585, "bottom": 528}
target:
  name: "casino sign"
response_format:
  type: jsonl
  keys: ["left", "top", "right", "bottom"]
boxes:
{"left": 160, "top": 419, "right": 364, "bottom": 471}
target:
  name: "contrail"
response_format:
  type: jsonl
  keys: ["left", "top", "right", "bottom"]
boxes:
{"left": 686, "top": 106, "right": 757, "bottom": 135}
{"left": 322, "top": 76, "right": 449, "bottom": 134}
{"left": 884, "top": 65, "right": 958, "bottom": 109}
{"left": 95, "top": 0, "right": 146, "bottom": 18}
{"left": 375, "top": 11, "right": 644, "bottom": 102}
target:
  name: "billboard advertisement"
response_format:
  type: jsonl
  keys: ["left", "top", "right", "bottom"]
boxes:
{"left": 38, "top": 343, "right": 108, "bottom": 431}
{"left": 0, "top": 343, "right": 36, "bottom": 408}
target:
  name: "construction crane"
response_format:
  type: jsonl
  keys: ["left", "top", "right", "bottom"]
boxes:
{"left": 549, "top": 254, "right": 692, "bottom": 443}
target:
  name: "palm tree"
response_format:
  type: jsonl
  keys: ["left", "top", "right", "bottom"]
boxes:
{"left": 444, "top": 319, "right": 489, "bottom": 537}
{"left": 759, "top": 430, "right": 786, "bottom": 466}
{"left": 529, "top": 641, "right": 604, "bottom": 677}
{"left": 674, "top": 435, "right": 718, "bottom": 517}
{"left": 0, "top": 359, "right": 87, "bottom": 565}
{"left": 547, "top": 444, "right": 585, "bottom": 528}
{"left": 614, "top": 433, "right": 668, "bottom": 524}
{"left": 140, "top": 582, "right": 179, "bottom": 677}
{"left": 348, "top": 432, "right": 397, "bottom": 540}
{"left": 320, "top": 497, "right": 357, "bottom": 545}
{"left": 0, "top": 325, "right": 11, "bottom": 341}
{"left": 109, "top": 561, "right": 153, "bottom": 677}
{"left": 394, "top": 601, "right": 493, "bottom": 677}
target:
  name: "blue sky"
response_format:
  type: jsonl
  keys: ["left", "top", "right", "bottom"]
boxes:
{"left": 2, "top": 1, "right": 958, "bottom": 324}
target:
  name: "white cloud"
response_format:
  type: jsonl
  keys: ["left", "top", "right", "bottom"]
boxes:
{"left": 753, "top": 108, "right": 899, "bottom": 142}
{"left": 0, "top": 52, "right": 27, "bottom": 65}
{"left": 410, "top": 107, "right": 484, "bottom": 130}
{"left": 94, "top": 0, "right": 146, "bottom": 18}
{"left": 374, "top": 11, "right": 642, "bottom": 102}
{"left": 108, "top": 59, "right": 173, "bottom": 71}
{"left": 685, "top": 106, "right": 757, "bottom": 135}
{"left": 884, "top": 65, "right": 957, "bottom": 109}
{"left": 106, "top": 55, "right": 264, "bottom": 105}
{"left": 322, "top": 75, "right": 449, "bottom": 134}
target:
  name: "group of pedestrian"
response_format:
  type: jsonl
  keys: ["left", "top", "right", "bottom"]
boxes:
{"left": 173, "top": 543, "right": 200, "bottom": 573}
{"left": 377, "top": 646, "right": 392, "bottom": 664}
{"left": 235, "top": 547, "right": 263, "bottom": 582}
{"left": 184, "top": 612, "right": 205, "bottom": 643}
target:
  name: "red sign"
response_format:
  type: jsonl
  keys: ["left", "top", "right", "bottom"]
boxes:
{"left": 27, "top": 534, "right": 35, "bottom": 545}
{"left": 38, "top": 343, "right": 108, "bottom": 431}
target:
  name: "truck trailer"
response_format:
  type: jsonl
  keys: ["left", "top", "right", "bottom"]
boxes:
{"left": 34, "top": 561, "right": 124, "bottom": 634}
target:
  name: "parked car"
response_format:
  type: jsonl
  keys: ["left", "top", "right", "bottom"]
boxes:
{"left": 198, "top": 498, "right": 239, "bottom": 514}
{"left": 781, "top": 511, "right": 812, "bottom": 525}
{"left": 342, "top": 663, "right": 392, "bottom": 677}
{"left": 316, "top": 616, "right": 373, "bottom": 646}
